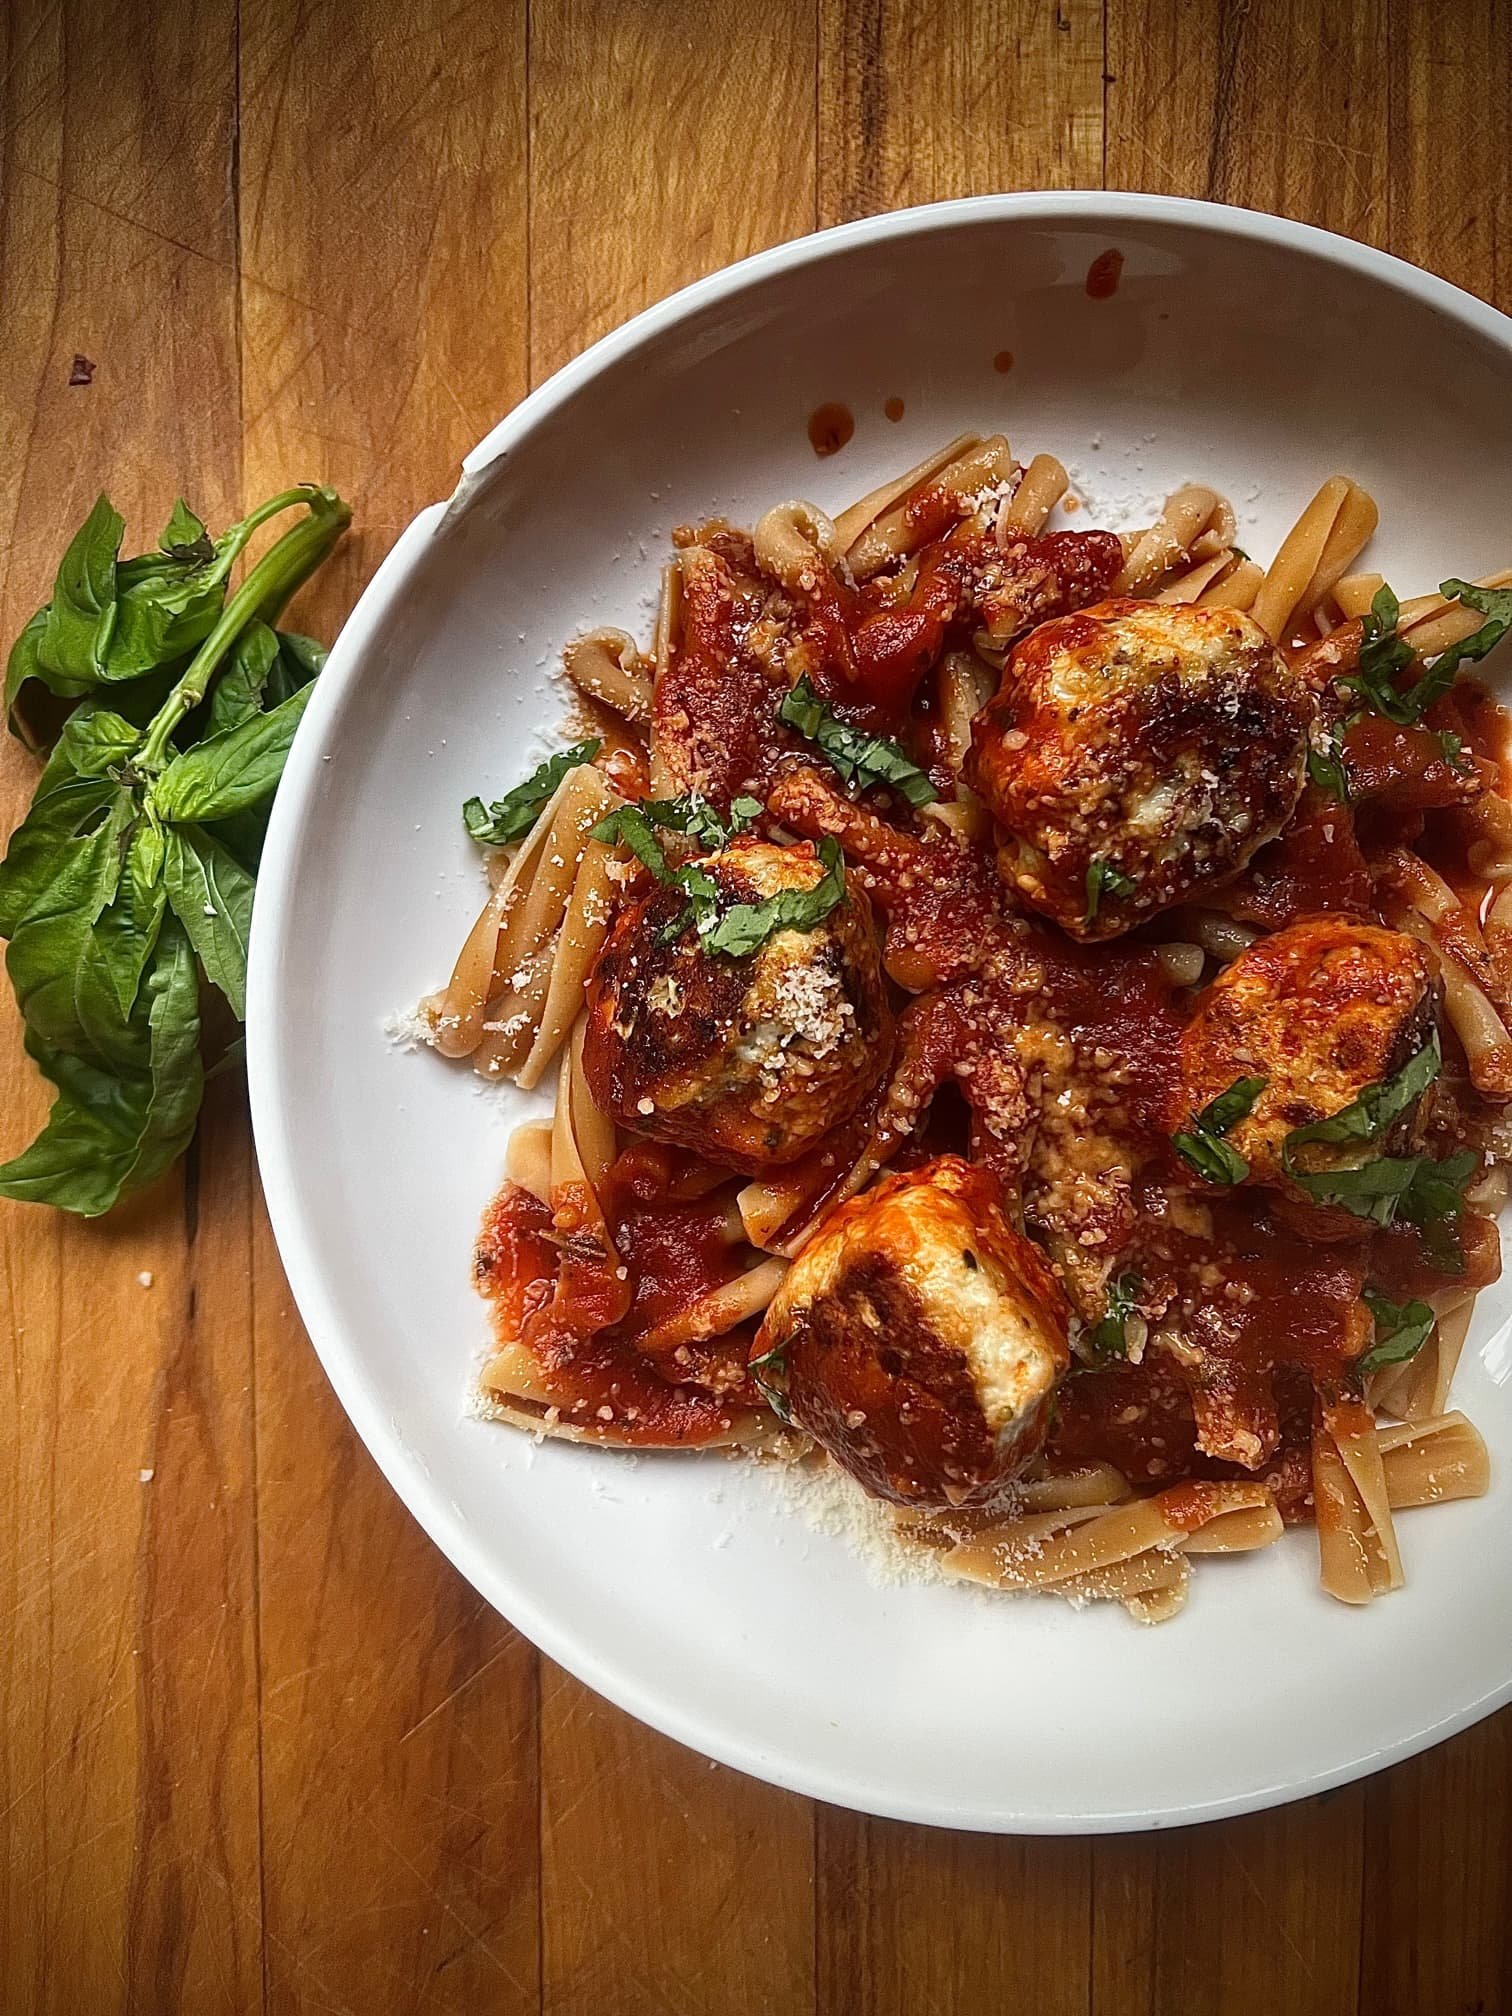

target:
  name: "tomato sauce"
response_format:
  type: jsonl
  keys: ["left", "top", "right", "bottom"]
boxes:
{"left": 475, "top": 1154, "right": 761, "bottom": 1446}
{"left": 1085, "top": 248, "right": 1124, "bottom": 299}
{"left": 808, "top": 402, "right": 855, "bottom": 457}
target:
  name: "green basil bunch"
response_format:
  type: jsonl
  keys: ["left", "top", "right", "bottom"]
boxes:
{"left": 0, "top": 485, "right": 350, "bottom": 1214}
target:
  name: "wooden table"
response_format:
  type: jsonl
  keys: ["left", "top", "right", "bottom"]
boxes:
{"left": 4, "top": 1, "right": 1511, "bottom": 2009}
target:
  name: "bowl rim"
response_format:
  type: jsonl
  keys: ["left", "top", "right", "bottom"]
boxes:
{"left": 247, "top": 190, "right": 1512, "bottom": 1833}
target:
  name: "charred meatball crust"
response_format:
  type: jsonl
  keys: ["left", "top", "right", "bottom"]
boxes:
{"left": 753, "top": 1156, "right": 1071, "bottom": 1508}
{"left": 583, "top": 838, "right": 893, "bottom": 1175}
{"left": 1173, "top": 915, "right": 1442, "bottom": 1190}
{"left": 966, "top": 599, "right": 1315, "bottom": 940}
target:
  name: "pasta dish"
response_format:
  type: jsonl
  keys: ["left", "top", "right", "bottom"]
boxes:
{"left": 412, "top": 431, "right": 1512, "bottom": 1623}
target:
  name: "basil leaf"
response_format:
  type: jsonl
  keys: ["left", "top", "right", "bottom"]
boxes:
{"left": 107, "top": 551, "right": 223, "bottom": 679}
{"left": 160, "top": 499, "right": 214, "bottom": 564}
{"left": 1083, "top": 856, "right": 1135, "bottom": 926}
{"left": 1357, "top": 1288, "right": 1436, "bottom": 1377}
{"left": 1287, "top": 1147, "right": 1475, "bottom": 1250}
{"left": 94, "top": 822, "right": 169, "bottom": 1023}
{"left": 591, "top": 801, "right": 675, "bottom": 879}
{"left": 1172, "top": 1075, "right": 1261, "bottom": 1184}
{"left": 1411, "top": 578, "right": 1512, "bottom": 711}
{"left": 5, "top": 607, "right": 95, "bottom": 747}
{"left": 463, "top": 739, "right": 602, "bottom": 846}
{"left": 0, "top": 920, "right": 203, "bottom": 1216}
{"left": 207, "top": 621, "right": 281, "bottom": 734}
{"left": 699, "top": 837, "right": 846, "bottom": 957}
{"left": 267, "top": 630, "right": 326, "bottom": 706}
{"left": 778, "top": 676, "right": 937, "bottom": 807}
{"left": 1338, "top": 583, "right": 1418, "bottom": 725}
{"left": 1437, "top": 730, "right": 1471, "bottom": 776}
{"left": 39, "top": 493, "right": 123, "bottom": 683}
{"left": 151, "top": 681, "right": 315, "bottom": 822}
{"left": 748, "top": 1337, "right": 792, "bottom": 1423}
{"left": 1307, "top": 730, "right": 1349, "bottom": 802}
{"left": 1173, "top": 1129, "right": 1249, "bottom": 1185}
{"left": 1087, "top": 1272, "right": 1143, "bottom": 1356}
{"left": 597, "top": 791, "right": 762, "bottom": 857}
{"left": 1195, "top": 1074, "right": 1266, "bottom": 1137}
{"left": 162, "top": 825, "right": 255, "bottom": 1018}
{"left": 1283, "top": 1036, "right": 1439, "bottom": 1156}
{"left": 5, "top": 811, "right": 153, "bottom": 1076}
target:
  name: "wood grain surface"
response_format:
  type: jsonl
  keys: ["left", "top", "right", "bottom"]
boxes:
{"left": 2, "top": 2, "right": 1510, "bottom": 2011}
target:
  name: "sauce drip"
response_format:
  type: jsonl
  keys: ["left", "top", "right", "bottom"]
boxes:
{"left": 808, "top": 402, "right": 855, "bottom": 457}
{"left": 883, "top": 396, "right": 906, "bottom": 423}
{"left": 1085, "top": 248, "right": 1124, "bottom": 300}
{"left": 992, "top": 349, "right": 1015, "bottom": 373}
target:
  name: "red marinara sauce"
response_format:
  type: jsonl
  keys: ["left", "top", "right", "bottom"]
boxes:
{"left": 475, "top": 1145, "right": 762, "bottom": 1446}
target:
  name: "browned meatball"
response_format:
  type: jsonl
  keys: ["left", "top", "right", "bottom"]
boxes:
{"left": 750, "top": 1157, "right": 1071, "bottom": 1508}
{"left": 1173, "top": 916, "right": 1441, "bottom": 1191}
{"left": 583, "top": 838, "right": 892, "bottom": 1175}
{"left": 965, "top": 599, "right": 1315, "bottom": 940}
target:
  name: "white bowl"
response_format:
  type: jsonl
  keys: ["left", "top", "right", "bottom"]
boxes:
{"left": 248, "top": 193, "right": 1512, "bottom": 1832}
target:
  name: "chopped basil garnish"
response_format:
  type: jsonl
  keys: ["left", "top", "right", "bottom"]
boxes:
{"left": 699, "top": 837, "right": 846, "bottom": 957}
{"left": 749, "top": 1337, "right": 791, "bottom": 1423}
{"left": 1283, "top": 1036, "right": 1439, "bottom": 1157}
{"left": 592, "top": 801, "right": 845, "bottom": 959}
{"left": 1306, "top": 728, "right": 1349, "bottom": 802}
{"left": 1083, "top": 856, "right": 1135, "bottom": 926}
{"left": 463, "top": 738, "right": 602, "bottom": 845}
{"left": 1437, "top": 729, "right": 1471, "bottom": 776}
{"left": 1338, "top": 579, "right": 1512, "bottom": 727}
{"left": 1172, "top": 1074, "right": 1265, "bottom": 1186}
{"left": 1357, "top": 1287, "right": 1436, "bottom": 1378}
{"left": 1337, "top": 584, "right": 1417, "bottom": 724}
{"left": 778, "top": 675, "right": 937, "bottom": 807}
{"left": 1279, "top": 1038, "right": 1460, "bottom": 1246}
{"left": 1087, "top": 1272, "right": 1143, "bottom": 1357}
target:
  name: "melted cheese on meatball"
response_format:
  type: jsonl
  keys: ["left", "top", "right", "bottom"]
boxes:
{"left": 1174, "top": 915, "right": 1442, "bottom": 1190}
{"left": 583, "top": 838, "right": 892, "bottom": 1173}
{"left": 965, "top": 599, "right": 1315, "bottom": 939}
{"left": 753, "top": 1157, "right": 1071, "bottom": 1507}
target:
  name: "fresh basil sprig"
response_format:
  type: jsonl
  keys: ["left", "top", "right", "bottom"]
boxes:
{"left": 1083, "top": 856, "right": 1135, "bottom": 927}
{"left": 0, "top": 485, "right": 350, "bottom": 1215}
{"left": 5, "top": 487, "right": 339, "bottom": 745}
{"left": 1357, "top": 1287, "right": 1436, "bottom": 1378}
{"left": 462, "top": 739, "right": 603, "bottom": 846}
{"left": 778, "top": 675, "right": 937, "bottom": 807}
{"left": 1172, "top": 1075, "right": 1266, "bottom": 1186}
{"left": 1086, "top": 1272, "right": 1144, "bottom": 1357}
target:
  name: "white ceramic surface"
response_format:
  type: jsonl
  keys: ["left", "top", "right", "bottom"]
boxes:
{"left": 248, "top": 193, "right": 1512, "bottom": 1832}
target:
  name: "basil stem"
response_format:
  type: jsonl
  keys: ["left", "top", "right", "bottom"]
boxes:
{"left": 138, "top": 487, "right": 350, "bottom": 771}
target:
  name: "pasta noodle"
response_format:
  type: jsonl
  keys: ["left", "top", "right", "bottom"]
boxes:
{"left": 562, "top": 628, "right": 653, "bottom": 724}
{"left": 1252, "top": 477, "right": 1377, "bottom": 641}
{"left": 846, "top": 435, "right": 1015, "bottom": 578}
{"left": 1112, "top": 485, "right": 1222, "bottom": 593}
{"left": 997, "top": 453, "right": 1067, "bottom": 540}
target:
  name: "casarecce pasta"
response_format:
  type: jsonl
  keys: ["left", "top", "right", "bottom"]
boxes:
{"left": 410, "top": 432, "right": 1512, "bottom": 1622}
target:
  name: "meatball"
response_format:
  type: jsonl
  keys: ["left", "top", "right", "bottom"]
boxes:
{"left": 965, "top": 599, "right": 1315, "bottom": 940}
{"left": 751, "top": 1157, "right": 1071, "bottom": 1507}
{"left": 1173, "top": 916, "right": 1441, "bottom": 1191}
{"left": 583, "top": 838, "right": 892, "bottom": 1174}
